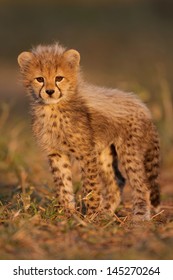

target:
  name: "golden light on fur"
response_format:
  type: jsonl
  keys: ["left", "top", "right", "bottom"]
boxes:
{"left": 17, "top": 42, "right": 161, "bottom": 222}
{"left": 17, "top": 51, "right": 34, "bottom": 68}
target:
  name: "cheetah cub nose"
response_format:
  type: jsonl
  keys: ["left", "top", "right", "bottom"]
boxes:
{"left": 46, "top": 89, "right": 55, "bottom": 96}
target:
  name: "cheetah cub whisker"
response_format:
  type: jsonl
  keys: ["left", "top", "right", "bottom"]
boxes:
{"left": 18, "top": 42, "right": 160, "bottom": 221}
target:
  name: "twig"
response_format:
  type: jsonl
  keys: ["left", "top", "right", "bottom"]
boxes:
{"left": 72, "top": 213, "right": 88, "bottom": 227}
{"left": 114, "top": 213, "right": 127, "bottom": 225}
{"left": 123, "top": 216, "right": 128, "bottom": 223}
{"left": 151, "top": 210, "right": 164, "bottom": 220}
{"left": 102, "top": 219, "right": 115, "bottom": 229}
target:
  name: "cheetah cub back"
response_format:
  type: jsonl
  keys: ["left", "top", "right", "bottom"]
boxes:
{"left": 17, "top": 42, "right": 160, "bottom": 221}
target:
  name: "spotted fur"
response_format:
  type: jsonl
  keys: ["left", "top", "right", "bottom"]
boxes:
{"left": 18, "top": 42, "right": 160, "bottom": 221}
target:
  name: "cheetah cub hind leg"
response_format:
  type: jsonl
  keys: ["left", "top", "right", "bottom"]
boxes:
{"left": 99, "top": 146, "right": 121, "bottom": 215}
{"left": 144, "top": 145, "right": 161, "bottom": 214}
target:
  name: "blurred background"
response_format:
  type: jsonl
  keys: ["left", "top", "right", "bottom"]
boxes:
{"left": 0, "top": 0, "right": 173, "bottom": 183}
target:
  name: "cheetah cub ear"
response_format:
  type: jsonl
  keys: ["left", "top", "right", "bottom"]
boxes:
{"left": 17, "top": 51, "right": 34, "bottom": 69}
{"left": 62, "top": 49, "right": 80, "bottom": 69}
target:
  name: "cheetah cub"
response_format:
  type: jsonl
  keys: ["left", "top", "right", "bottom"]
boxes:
{"left": 18, "top": 42, "right": 160, "bottom": 221}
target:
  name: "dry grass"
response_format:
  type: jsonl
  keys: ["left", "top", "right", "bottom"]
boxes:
{"left": 0, "top": 104, "right": 173, "bottom": 260}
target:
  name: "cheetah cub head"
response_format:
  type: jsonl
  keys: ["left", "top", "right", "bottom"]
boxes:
{"left": 18, "top": 43, "right": 80, "bottom": 105}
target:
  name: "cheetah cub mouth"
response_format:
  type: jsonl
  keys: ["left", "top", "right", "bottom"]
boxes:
{"left": 40, "top": 91, "right": 63, "bottom": 105}
{"left": 43, "top": 98, "right": 61, "bottom": 105}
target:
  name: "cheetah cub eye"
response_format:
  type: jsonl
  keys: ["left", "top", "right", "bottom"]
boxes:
{"left": 55, "top": 76, "right": 64, "bottom": 83}
{"left": 35, "top": 77, "right": 44, "bottom": 83}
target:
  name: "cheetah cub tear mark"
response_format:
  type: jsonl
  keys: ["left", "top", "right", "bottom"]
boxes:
{"left": 18, "top": 42, "right": 160, "bottom": 221}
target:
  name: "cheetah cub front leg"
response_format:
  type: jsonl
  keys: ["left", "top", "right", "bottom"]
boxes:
{"left": 79, "top": 151, "right": 104, "bottom": 216}
{"left": 48, "top": 153, "right": 75, "bottom": 213}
